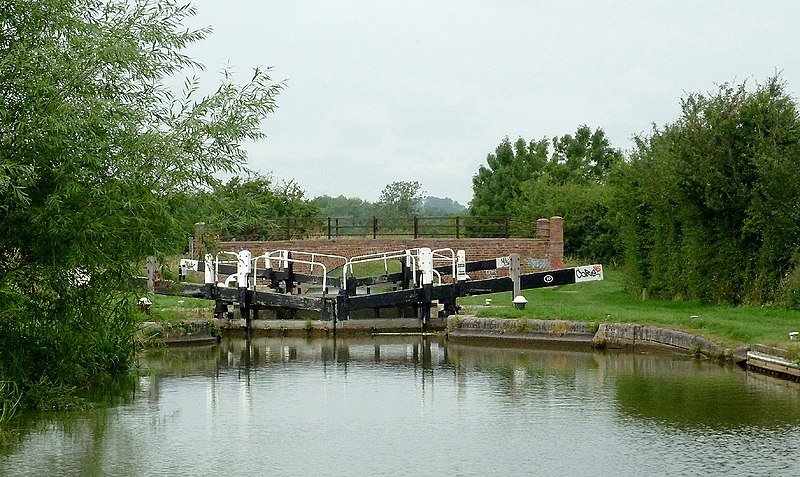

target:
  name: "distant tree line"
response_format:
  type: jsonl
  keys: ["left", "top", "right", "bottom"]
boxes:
{"left": 183, "top": 178, "right": 467, "bottom": 241}
{"left": 312, "top": 181, "right": 466, "bottom": 219}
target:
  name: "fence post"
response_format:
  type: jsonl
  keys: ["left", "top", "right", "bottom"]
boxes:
{"left": 373, "top": 216, "right": 378, "bottom": 239}
{"left": 456, "top": 216, "right": 461, "bottom": 239}
{"left": 414, "top": 216, "right": 419, "bottom": 239}
{"left": 504, "top": 217, "right": 509, "bottom": 238}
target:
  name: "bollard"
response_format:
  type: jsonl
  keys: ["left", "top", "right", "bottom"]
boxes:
{"left": 138, "top": 297, "right": 152, "bottom": 315}
{"left": 513, "top": 295, "right": 527, "bottom": 310}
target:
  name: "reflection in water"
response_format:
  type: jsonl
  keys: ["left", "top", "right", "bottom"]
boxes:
{"left": 615, "top": 357, "right": 800, "bottom": 429}
{"left": 2, "top": 337, "right": 800, "bottom": 476}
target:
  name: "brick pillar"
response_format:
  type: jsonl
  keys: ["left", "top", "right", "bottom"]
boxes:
{"left": 536, "top": 218, "right": 550, "bottom": 240}
{"left": 549, "top": 216, "right": 564, "bottom": 268}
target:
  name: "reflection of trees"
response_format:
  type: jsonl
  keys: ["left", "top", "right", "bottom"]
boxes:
{"left": 614, "top": 360, "right": 800, "bottom": 429}
{"left": 444, "top": 343, "right": 604, "bottom": 405}
{"left": 0, "top": 374, "right": 139, "bottom": 473}
{"left": 443, "top": 344, "right": 800, "bottom": 431}
{"left": 8, "top": 337, "right": 800, "bottom": 475}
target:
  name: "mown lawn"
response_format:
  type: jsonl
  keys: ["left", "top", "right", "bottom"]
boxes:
{"left": 458, "top": 267, "right": 800, "bottom": 348}
{"left": 137, "top": 295, "right": 214, "bottom": 324}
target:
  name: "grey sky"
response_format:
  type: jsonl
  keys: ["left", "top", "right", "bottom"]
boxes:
{"left": 183, "top": 1, "right": 800, "bottom": 206}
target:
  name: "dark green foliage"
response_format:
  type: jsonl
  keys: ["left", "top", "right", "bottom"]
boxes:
{"left": 472, "top": 126, "right": 623, "bottom": 259}
{"left": 189, "top": 174, "right": 321, "bottom": 240}
{"left": 513, "top": 178, "right": 622, "bottom": 262}
{"left": 0, "top": 0, "right": 281, "bottom": 416}
{"left": 470, "top": 137, "right": 549, "bottom": 218}
{"left": 312, "top": 194, "right": 377, "bottom": 217}
{"left": 613, "top": 77, "right": 800, "bottom": 304}
{"left": 376, "top": 180, "right": 425, "bottom": 218}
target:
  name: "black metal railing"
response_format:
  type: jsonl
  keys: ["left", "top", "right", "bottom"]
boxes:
{"left": 221, "top": 216, "right": 539, "bottom": 241}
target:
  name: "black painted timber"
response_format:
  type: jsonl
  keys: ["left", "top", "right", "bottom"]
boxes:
{"left": 520, "top": 268, "right": 575, "bottom": 289}
{"left": 346, "top": 288, "right": 420, "bottom": 310}
{"left": 156, "top": 263, "right": 588, "bottom": 323}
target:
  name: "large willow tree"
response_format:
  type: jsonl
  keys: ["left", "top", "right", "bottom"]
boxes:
{"left": 0, "top": 0, "right": 282, "bottom": 415}
{"left": 613, "top": 77, "right": 800, "bottom": 305}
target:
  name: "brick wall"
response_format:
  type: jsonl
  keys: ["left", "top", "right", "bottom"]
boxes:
{"left": 211, "top": 217, "right": 564, "bottom": 275}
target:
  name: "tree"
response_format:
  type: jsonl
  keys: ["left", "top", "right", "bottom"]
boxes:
{"left": 549, "top": 125, "right": 622, "bottom": 184}
{"left": 472, "top": 127, "right": 622, "bottom": 257}
{"left": 512, "top": 176, "right": 621, "bottom": 262}
{"left": 312, "top": 194, "right": 376, "bottom": 218}
{"left": 469, "top": 137, "right": 549, "bottom": 217}
{"left": 613, "top": 77, "right": 800, "bottom": 304}
{"left": 0, "top": 0, "right": 282, "bottom": 415}
{"left": 376, "top": 181, "right": 425, "bottom": 218}
{"left": 511, "top": 126, "right": 623, "bottom": 260}
{"left": 192, "top": 174, "right": 320, "bottom": 240}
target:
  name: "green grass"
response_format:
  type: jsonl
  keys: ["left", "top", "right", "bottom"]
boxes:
{"left": 137, "top": 295, "right": 214, "bottom": 324}
{"left": 458, "top": 268, "right": 800, "bottom": 348}
{"left": 328, "top": 259, "right": 404, "bottom": 279}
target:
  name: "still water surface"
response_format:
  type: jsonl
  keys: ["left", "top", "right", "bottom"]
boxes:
{"left": 3, "top": 336, "right": 800, "bottom": 476}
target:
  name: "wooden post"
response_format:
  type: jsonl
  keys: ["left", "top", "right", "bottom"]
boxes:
{"left": 146, "top": 256, "right": 158, "bottom": 292}
{"left": 510, "top": 253, "right": 521, "bottom": 299}
{"left": 194, "top": 222, "right": 207, "bottom": 260}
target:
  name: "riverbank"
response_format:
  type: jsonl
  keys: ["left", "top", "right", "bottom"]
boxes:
{"left": 447, "top": 316, "right": 800, "bottom": 381}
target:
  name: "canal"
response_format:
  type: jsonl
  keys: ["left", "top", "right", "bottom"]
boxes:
{"left": 2, "top": 336, "right": 800, "bottom": 476}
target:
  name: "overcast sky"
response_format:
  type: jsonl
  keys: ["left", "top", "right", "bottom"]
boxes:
{"left": 182, "top": 1, "right": 800, "bottom": 206}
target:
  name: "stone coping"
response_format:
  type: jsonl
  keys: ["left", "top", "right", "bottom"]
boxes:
{"left": 447, "top": 316, "right": 800, "bottom": 381}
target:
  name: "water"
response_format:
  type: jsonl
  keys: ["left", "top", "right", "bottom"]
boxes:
{"left": 2, "top": 336, "right": 800, "bottom": 476}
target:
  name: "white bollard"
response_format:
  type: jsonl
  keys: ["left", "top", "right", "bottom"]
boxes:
{"left": 418, "top": 247, "right": 434, "bottom": 286}
{"left": 204, "top": 253, "right": 215, "bottom": 284}
{"left": 456, "top": 250, "right": 470, "bottom": 282}
{"left": 237, "top": 250, "right": 252, "bottom": 288}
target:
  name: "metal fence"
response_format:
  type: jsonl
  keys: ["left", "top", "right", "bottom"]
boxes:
{"left": 223, "top": 216, "right": 539, "bottom": 241}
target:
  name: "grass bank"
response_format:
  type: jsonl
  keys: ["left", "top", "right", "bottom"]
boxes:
{"left": 458, "top": 267, "right": 800, "bottom": 349}
{"left": 137, "top": 295, "right": 214, "bottom": 324}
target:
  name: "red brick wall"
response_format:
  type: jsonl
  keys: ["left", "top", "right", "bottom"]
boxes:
{"left": 213, "top": 217, "right": 564, "bottom": 275}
